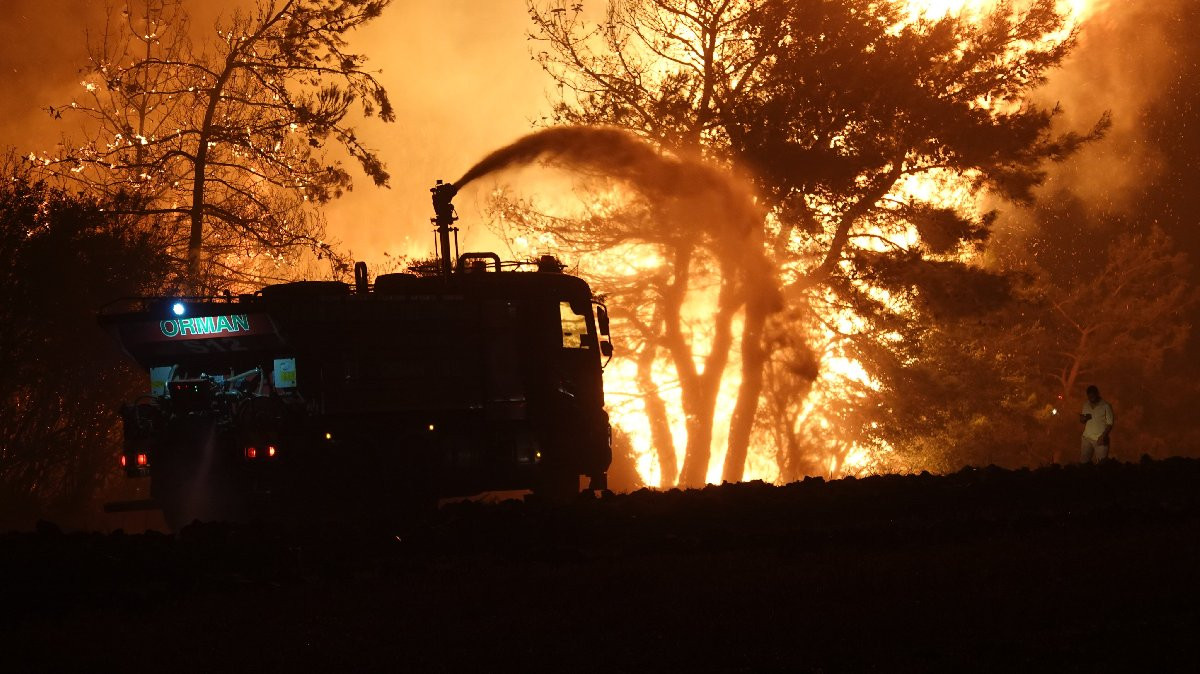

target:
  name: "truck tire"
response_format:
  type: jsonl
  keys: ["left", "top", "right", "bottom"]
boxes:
{"left": 532, "top": 466, "right": 580, "bottom": 503}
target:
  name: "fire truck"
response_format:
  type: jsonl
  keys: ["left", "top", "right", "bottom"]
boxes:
{"left": 100, "top": 182, "right": 613, "bottom": 529}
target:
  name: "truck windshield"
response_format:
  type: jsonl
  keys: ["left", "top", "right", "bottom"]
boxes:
{"left": 559, "top": 301, "right": 590, "bottom": 349}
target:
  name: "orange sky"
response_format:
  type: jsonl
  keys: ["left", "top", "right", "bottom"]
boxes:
{"left": 0, "top": 0, "right": 1186, "bottom": 271}
{"left": 0, "top": 0, "right": 548, "bottom": 268}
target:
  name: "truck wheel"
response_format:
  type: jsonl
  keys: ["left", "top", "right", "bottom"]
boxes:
{"left": 532, "top": 466, "right": 580, "bottom": 503}
{"left": 159, "top": 497, "right": 191, "bottom": 533}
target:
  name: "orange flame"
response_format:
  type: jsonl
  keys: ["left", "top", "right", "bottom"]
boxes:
{"left": 902, "top": 0, "right": 1097, "bottom": 23}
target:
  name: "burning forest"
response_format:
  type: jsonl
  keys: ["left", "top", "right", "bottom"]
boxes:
{"left": 2, "top": 0, "right": 1198, "bottom": 515}
{"left": 2, "top": 0, "right": 1200, "bottom": 668}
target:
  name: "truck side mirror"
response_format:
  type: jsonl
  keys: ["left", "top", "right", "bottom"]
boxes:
{"left": 600, "top": 341, "right": 613, "bottom": 359}
{"left": 596, "top": 305, "right": 610, "bottom": 336}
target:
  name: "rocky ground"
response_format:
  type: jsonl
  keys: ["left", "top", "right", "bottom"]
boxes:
{"left": 3, "top": 458, "right": 1200, "bottom": 672}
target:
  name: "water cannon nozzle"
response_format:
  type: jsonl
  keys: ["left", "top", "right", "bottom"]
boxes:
{"left": 431, "top": 180, "right": 459, "bottom": 226}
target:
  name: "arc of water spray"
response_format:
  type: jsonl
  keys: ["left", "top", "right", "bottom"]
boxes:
{"left": 448, "top": 125, "right": 778, "bottom": 300}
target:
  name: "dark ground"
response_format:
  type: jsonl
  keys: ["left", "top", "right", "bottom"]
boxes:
{"left": 3, "top": 458, "right": 1200, "bottom": 673}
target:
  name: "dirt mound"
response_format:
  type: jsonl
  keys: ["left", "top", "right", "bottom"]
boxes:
{"left": 4, "top": 458, "right": 1200, "bottom": 671}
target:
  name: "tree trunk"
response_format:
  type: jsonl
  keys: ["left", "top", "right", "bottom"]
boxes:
{"left": 1052, "top": 327, "right": 1090, "bottom": 463}
{"left": 636, "top": 340, "right": 678, "bottom": 487}
{"left": 722, "top": 300, "right": 768, "bottom": 483}
{"left": 186, "top": 49, "right": 241, "bottom": 291}
{"left": 676, "top": 266, "right": 739, "bottom": 488}
{"left": 678, "top": 395, "right": 716, "bottom": 487}
{"left": 186, "top": 117, "right": 214, "bottom": 289}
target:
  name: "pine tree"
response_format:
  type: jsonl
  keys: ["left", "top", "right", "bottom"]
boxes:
{"left": 518, "top": 0, "right": 1104, "bottom": 484}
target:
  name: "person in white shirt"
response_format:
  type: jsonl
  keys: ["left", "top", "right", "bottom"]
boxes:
{"left": 1079, "top": 385, "right": 1114, "bottom": 463}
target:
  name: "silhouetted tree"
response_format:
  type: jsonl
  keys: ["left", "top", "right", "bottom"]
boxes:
{"left": 522, "top": 0, "right": 1103, "bottom": 485}
{"left": 491, "top": 176, "right": 761, "bottom": 487}
{"left": 1044, "top": 229, "right": 1188, "bottom": 405}
{"left": 851, "top": 282, "right": 1049, "bottom": 471}
{"left": 856, "top": 206, "right": 1194, "bottom": 470}
{"left": 41, "top": 0, "right": 393, "bottom": 290}
{"left": 999, "top": 203, "right": 1195, "bottom": 462}
{"left": 0, "top": 157, "right": 172, "bottom": 525}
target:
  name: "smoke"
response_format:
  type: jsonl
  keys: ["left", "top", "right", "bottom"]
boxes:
{"left": 1032, "top": 0, "right": 1185, "bottom": 210}
{"left": 317, "top": 1, "right": 552, "bottom": 259}
{"left": 0, "top": 1, "right": 236, "bottom": 149}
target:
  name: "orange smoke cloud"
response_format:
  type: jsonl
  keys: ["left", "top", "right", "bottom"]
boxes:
{"left": 1033, "top": 1, "right": 1180, "bottom": 210}
{"left": 318, "top": 2, "right": 550, "bottom": 264}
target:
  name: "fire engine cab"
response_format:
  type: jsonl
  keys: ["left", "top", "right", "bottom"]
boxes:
{"left": 100, "top": 182, "right": 613, "bottom": 529}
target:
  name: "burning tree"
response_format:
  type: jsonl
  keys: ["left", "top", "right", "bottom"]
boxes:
{"left": 516, "top": 0, "right": 1105, "bottom": 485}
{"left": 41, "top": 0, "right": 393, "bottom": 290}
{"left": 482, "top": 127, "right": 772, "bottom": 488}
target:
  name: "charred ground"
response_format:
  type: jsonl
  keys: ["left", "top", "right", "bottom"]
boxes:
{"left": 4, "top": 458, "right": 1200, "bottom": 672}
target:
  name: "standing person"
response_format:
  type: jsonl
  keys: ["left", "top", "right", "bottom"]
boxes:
{"left": 1079, "top": 385, "right": 1115, "bottom": 463}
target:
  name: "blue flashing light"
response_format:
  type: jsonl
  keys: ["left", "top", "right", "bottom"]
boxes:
{"left": 172, "top": 302, "right": 186, "bottom": 316}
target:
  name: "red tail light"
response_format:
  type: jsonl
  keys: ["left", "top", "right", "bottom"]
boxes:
{"left": 267, "top": 445, "right": 277, "bottom": 457}
{"left": 120, "top": 455, "right": 127, "bottom": 467}
{"left": 246, "top": 447, "right": 257, "bottom": 459}
{"left": 136, "top": 453, "right": 148, "bottom": 467}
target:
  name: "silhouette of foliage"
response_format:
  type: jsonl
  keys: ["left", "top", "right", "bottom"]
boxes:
{"left": 0, "top": 158, "right": 172, "bottom": 525}
{"left": 989, "top": 199, "right": 1197, "bottom": 462}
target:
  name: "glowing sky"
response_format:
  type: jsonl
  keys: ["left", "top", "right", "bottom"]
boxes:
{"left": 0, "top": 0, "right": 1184, "bottom": 270}
{"left": 0, "top": 0, "right": 548, "bottom": 266}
